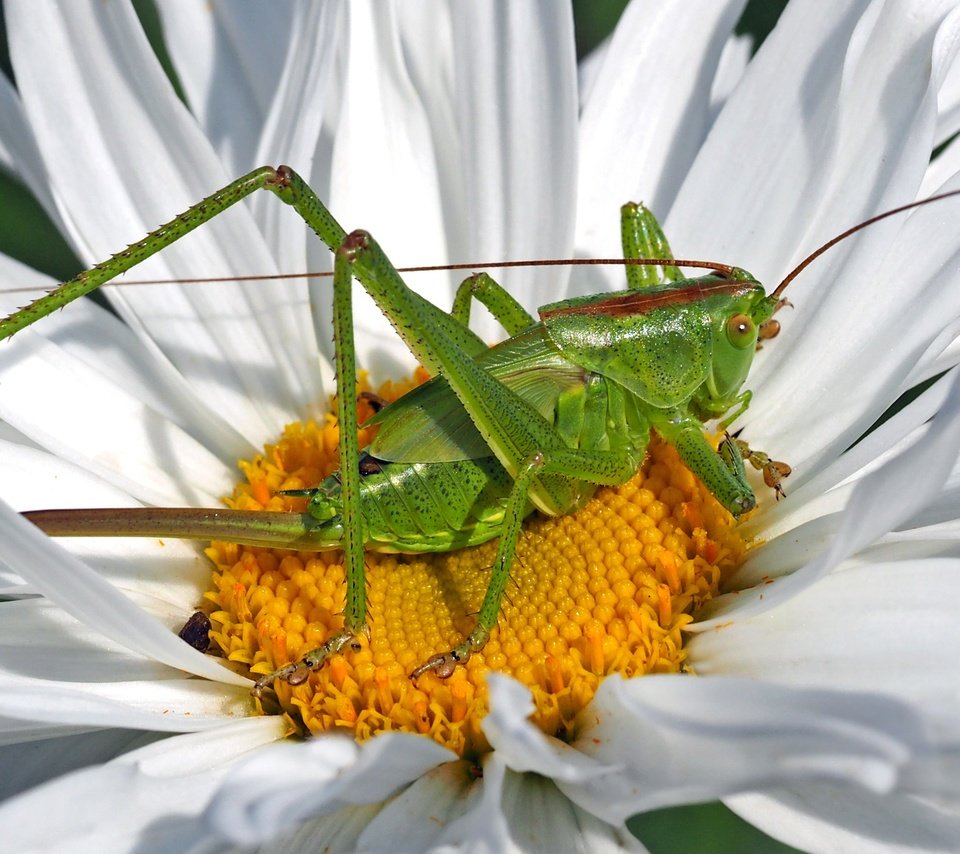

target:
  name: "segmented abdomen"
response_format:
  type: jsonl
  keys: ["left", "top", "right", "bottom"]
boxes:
{"left": 308, "top": 454, "right": 520, "bottom": 553}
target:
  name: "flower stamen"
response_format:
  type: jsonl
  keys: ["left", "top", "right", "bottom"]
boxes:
{"left": 200, "top": 373, "right": 748, "bottom": 758}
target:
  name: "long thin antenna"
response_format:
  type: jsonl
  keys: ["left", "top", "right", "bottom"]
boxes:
{"left": 772, "top": 188, "right": 960, "bottom": 299}
{"left": 3, "top": 258, "right": 738, "bottom": 295}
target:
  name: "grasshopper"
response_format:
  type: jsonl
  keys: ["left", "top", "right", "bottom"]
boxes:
{"left": 2, "top": 165, "right": 953, "bottom": 696}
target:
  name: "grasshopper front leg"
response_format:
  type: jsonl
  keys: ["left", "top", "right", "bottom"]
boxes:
{"left": 731, "top": 435, "right": 792, "bottom": 500}
{"left": 652, "top": 412, "right": 756, "bottom": 516}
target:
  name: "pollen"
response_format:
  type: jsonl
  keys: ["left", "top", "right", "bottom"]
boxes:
{"left": 200, "top": 373, "right": 747, "bottom": 759}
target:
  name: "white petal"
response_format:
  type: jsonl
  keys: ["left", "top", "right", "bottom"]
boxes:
{"left": 742, "top": 369, "right": 955, "bottom": 541}
{"left": 708, "top": 33, "right": 753, "bottom": 121}
{"left": 922, "top": 133, "right": 960, "bottom": 195}
{"left": 0, "top": 599, "right": 185, "bottom": 685}
{"left": 696, "top": 368, "right": 960, "bottom": 625}
{"left": 352, "top": 759, "right": 482, "bottom": 853}
{"left": 326, "top": 1, "right": 452, "bottom": 381}
{"left": 716, "top": 4, "right": 960, "bottom": 468}
{"left": 447, "top": 0, "right": 578, "bottom": 317}
{"left": 0, "top": 728, "right": 160, "bottom": 803}
{"left": 728, "top": 785, "right": 960, "bottom": 854}
{"left": 0, "top": 718, "right": 286, "bottom": 852}
{"left": 934, "top": 13, "right": 960, "bottom": 146}
{"left": 437, "top": 757, "right": 558, "bottom": 854}
{"left": 0, "top": 71, "right": 62, "bottom": 228}
{"left": 260, "top": 802, "right": 383, "bottom": 854}
{"left": 0, "top": 253, "right": 250, "bottom": 463}
{"left": 0, "top": 499, "right": 249, "bottom": 687}
{"left": 7, "top": 0, "right": 322, "bottom": 438}
{"left": 155, "top": 0, "right": 297, "bottom": 175}
{"left": 327, "top": 1, "right": 578, "bottom": 378}
{"left": 0, "top": 331, "right": 232, "bottom": 507}
{"left": 249, "top": 2, "right": 343, "bottom": 278}
{"left": 483, "top": 675, "right": 615, "bottom": 783}
{"left": 688, "top": 559, "right": 960, "bottom": 708}
{"left": 0, "top": 674, "right": 249, "bottom": 732}
{"left": 745, "top": 170, "right": 960, "bottom": 481}
{"left": 668, "top": 0, "right": 951, "bottom": 281}
{"left": 0, "top": 763, "right": 201, "bottom": 852}
{"left": 562, "top": 675, "right": 935, "bottom": 826}
{"left": 497, "top": 766, "right": 647, "bottom": 853}
{"left": 1, "top": 442, "right": 211, "bottom": 610}
{"left": 577, "top": 0, "right": 745, "bottom": 286}
{"left": 202, "top": 732, "right": 453, "bottom": 844}
{"left": 112, "top": 714, "right": 287, "bottom": 773}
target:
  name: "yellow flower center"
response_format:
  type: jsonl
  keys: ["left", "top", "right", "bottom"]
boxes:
{"left": 201, "top": 373, "right": 747, "bottom": 759}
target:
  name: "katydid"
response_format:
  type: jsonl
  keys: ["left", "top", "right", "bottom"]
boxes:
{"left": 3, "top": 165, "right": 955, "bottom": 696}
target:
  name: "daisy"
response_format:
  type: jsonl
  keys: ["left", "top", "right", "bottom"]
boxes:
{"left": 1, "top": 1, "right": 960, "bottom": 851}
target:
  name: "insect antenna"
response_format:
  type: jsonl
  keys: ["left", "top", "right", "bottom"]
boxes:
{"left": 772, "top": 187, "right": 960, "bottom": 300}
{"left": 4, "top": 258, "right": 741, "bottom": 296}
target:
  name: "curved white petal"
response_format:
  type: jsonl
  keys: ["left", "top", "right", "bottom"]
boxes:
{"left": 708, "top": 33, "right": 753, "bottom": 122}
{"left": 155, "top": 0, "right": 298, "bottom": 175}
{"left": 6, "top": 0, "right": 322, "bottom": 440}
{"left": 483, "top": 675, "right": 615, "bottom": 783}
{"left": 0, "top": 253, "right": 251, "bottom": 463}
{"left": 922, "top": 133, "right": 960, "bottom": 194}
{"left": 1, "top": 442, "right": 211, "bottom": 608}
{"left": 934, "top": 13, "right": 960, "bottom": 146}
{"left": 577, "top": 0, "right": 746, "bottom": 287}
{"left": 0, "top": 499, "right": 249, "bottom": 687}
{"left": 250, "top": 2, "right": 343, "bottom": 280}
{"left": 0, "top": 674, "right": 249, "bottom": 733}
{"left": 0, "top": 72, "right": 62, "bottom": 228}
{"left": 728, "top": 785, "right": 960, "bottom": 854}
{"left": 202, "top": 732, "right": 453, "bottom": 844}
{"left": 0, "top": 331, "right": 231, "bottom": 507}
{"left": 562, "top": 676, "right": 940, "bottom": 827}
{"left": 0, "top": 599, "right": 187, "bottom": 685}
{"left": 0, "top": 728, "right": 160, "bottom": 803}
{"left": 745, "top": 369, "right": 957, "bottom": 542}
{"left": 688, "top": 559, "right": 960, "bottom": 709}
{"left": 439, "top": 757, "right": 646, "bottom": 854}
{"left": 325, "top": 0, "right": 578, "bottom": 380}
{"left": 704, "top": 3, "right": 960, "bottom": 471}
{"left": 668, "top": 0, "right": 952, "bottom": 281}
{"left": 325, "top": 0, "right": 451, "bottom": 381}
{"left": 0, "top": 717, "right": 286, "bottom": 852}
{"left": 349, "top": 759, "right": 482, "bottom": 852}
{"left": 696, "top": 368, "right": 960, "bottom": 625}
{"left": 446, "top": 0, "right": 578, "bottom": 319}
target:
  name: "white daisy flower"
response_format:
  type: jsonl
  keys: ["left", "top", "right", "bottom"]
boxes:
{"left": 1, "top": 1, "right": 960, "bottom": 851}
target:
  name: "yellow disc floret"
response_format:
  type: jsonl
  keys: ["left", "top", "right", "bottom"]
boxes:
{"left": 201, "top": 373, "right": 747, "bottom": 759}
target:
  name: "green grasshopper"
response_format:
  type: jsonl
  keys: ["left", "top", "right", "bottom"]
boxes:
{"left": 2, "top": 165, "right": 952, "bottom": 696}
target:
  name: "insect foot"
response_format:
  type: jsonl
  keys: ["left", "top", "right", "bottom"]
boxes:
{"left": 410, "top": 630, "right": 490, "bottom": 682}
{"left": 251, "top": 629, "right": 363, "bottom": 699}
{"left": 409, "top": 651, "right": 467, "bottom": 681}
{"left": 735, "top": 439, "right": 792, "bottom": 500}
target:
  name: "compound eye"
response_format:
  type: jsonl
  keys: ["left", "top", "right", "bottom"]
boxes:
{"left": 726, "top": 313, "right": 755, "bottom": 349}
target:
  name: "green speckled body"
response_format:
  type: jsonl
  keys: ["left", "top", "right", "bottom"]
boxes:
{"left": 308, "top": 455, "right": 517, "bottom": 553}
{"left": 302, "top": 271, "right": 777, "bottom": 555}
{"left": 539, "top": 276, "right": 773, "bottom": 413}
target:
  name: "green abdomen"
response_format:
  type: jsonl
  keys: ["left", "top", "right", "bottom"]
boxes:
{"left": 308, "top": 454, "right": 520, "bottom": 553}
